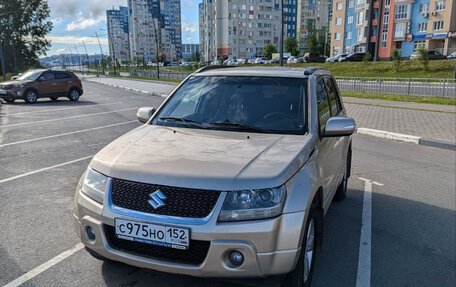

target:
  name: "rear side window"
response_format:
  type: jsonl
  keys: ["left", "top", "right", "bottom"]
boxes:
{"left": 324, "top": 77, "right": 341, "bottom": 116}
{"left": 55, "top": 72, "right": 71, "bottom": 79}
{"left": 316, "top": 78, "right": 330, "bottom": 135}
{"left": 41, "top": 72, "right": 54, "bottom": 80}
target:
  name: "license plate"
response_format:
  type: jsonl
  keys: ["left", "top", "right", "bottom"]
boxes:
{"left": 0, "top": 91, "right": 6, "bottom": 95}
{"left": 114, "top": 218, "right": 190, "bottom": 250}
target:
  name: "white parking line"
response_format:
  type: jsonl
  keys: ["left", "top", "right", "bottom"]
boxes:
{"left": 2, "top": 102, "right": 123, "bottom": 117}
{"left": 0, "top": 156, "right": 93, "bottom": 184}
{"left": 3, "top": 243, "right": 84, "bottom": 287}
{"left": 356, "top": 177, "right": 383, "bottom": 287}
{"left": 1, "top": 108, "right": 137, "bottom": 128}
{"left": 0, "top": 121, "right": 138, "bottom": 148}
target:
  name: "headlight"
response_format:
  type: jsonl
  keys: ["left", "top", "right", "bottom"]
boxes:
{"left": 80, "top": 167, "right": 108, "bottom": 204}
{"left": 218, "top": 185, "right": 287, "bottom": 222}
{"left": 13, "top": 84, "right": 25, "bottom": 88}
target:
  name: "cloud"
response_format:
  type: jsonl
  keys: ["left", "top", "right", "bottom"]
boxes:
{"left": 183, "top": 0, "right": 197, "bottom": 10}
{"left": 46, "top": 35, "right": 108, "bottom": 46}
{"left": 51, "top": 17, "right": 63, "bottom": 25}
{"left": 182, "top": 21, "right": 197, "bottom": 33}
{"left": 66, "top": 16, "right": 105, "bottom": 31}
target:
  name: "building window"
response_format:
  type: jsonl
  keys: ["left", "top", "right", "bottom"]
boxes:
{"left": 433, "top": 21, "right": 444, "bottom": 31}
{"left": 418, "top": 22, "right": 427, "bottom": 32}
{"left": 347, "top": 16, "right": 353, "bottom": 24}
{"left": 357, "top": 28, "right": 363, "bottom": 40}
{"left": 349, "top": 0, "right": 354, "bottom": 8}
{"left": 356, "top": 0, "right": 365, "bottom": 9}
{"left": 336, "top": 17, "right": 342, "bottom": 25}
{"left": 394, "top": 4, "right": 409, "bottom": 20}
{"left": 346, "top": 31, "right": 352, "bottom": 39}
{"left": 394, "top": 22, "right": 406, "bottom": 38}
{"left": 333, "top": 46, "right": 341, "bottom": 55}
{"left": 419, "top": 4, "right": 429, "bottom": 13}
{"left": 356, "top": 11, "right": 364, "bottom": 25}
{"left": 435, "top": 1, "right": 445, "bottom": 11}
{"left": 336, "top": 2, "right": 343, "bottom": 10}
{"left": 334, "top": 32, "right": 341, "bottom": 40}
{"left": 414, "top": 40, "right": 426, "bottom": 51}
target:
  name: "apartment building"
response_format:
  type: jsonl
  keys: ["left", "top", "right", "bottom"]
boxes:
{"left": 107, "top": 7, "right": 130, "bottom": 63}
{"left": 200, "top": 0, "right": 284, "bottom": 61}
{"left": 297, "top": 0, "right": 331, "bottom": 53}
{"left": 182, "top": 44, "right": 200, "bottom": 60}
{"left": 331, "top": 0, "right": 455, "bottom": 59}
{"left": 126, "top": 0, "right": 182, "bottom": 62}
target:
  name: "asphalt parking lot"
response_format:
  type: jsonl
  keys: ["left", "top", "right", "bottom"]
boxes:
{"left": 0, "top": 81, "right": 454, "bottom": 287}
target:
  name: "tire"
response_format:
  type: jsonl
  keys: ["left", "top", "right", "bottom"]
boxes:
{"left": 334, "top": 149, "right": 351, "bottom": 202}
{"left": 283, "top": 204, "right": 319, "bottom": 287}
{"left": 4, "top": 99, "right": 15, "bottom": 103}
{"left": 69, "top": 89, "right": 80, "bottom": 101}
{"left": 84, "top": 246, "right": 110, "bottom": 262}
{"left": 50, "top": 97, "right": 58, "bottom": 101}
{"left": 24, "top": 90, "right": 38, "bottom": 104}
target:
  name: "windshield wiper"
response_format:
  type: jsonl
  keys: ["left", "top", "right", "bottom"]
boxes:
{"left": 209, "top": 121, "right": 269, "bottom": 133}
{"left": 159, "top": 117, "right": 206, "bottom": 129}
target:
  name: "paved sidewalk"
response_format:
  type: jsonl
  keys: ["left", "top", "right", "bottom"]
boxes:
{"left": 85, "top": 77, "right": 456, "bottom": 143}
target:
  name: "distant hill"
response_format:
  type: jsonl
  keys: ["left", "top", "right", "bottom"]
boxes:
{"left": 40, "top": 54, "right": 106, "bottom": 67}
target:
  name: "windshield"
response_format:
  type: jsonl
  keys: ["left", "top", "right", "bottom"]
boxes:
{"left": 152, "top": 76, "right": 307, "bottom": 135}
{"left": 16, "top": 70, "right": 43, "bottom": 81}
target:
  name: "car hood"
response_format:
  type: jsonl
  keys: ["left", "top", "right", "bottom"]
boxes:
{"left": 0, "top": 80, "right": 32, "bottom": 87}
{"left": 90, "top": 125, "right": 315, "bottom": 191}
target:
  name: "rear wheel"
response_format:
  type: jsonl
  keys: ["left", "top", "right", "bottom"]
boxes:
{"left": 69, "top": 89, "right": 80, "bottom": 101}
{"left": 24, "top": 90, "right": 38, "bottom": 104}
{"left": 283, "top": 204, "right": 318, "bottom": 287}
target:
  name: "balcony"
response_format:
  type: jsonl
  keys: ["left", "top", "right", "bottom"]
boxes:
{"left": 356, "top": 2, "right": 365, "bottom": 9}
{"left": 370, "top": 35, "right": 377, "bottom": 42}
{"left": 371, "top": 18, "right": 378, "bottom": 26}
{"left": 373, "top": 1, "right": 380, "bottom": 8}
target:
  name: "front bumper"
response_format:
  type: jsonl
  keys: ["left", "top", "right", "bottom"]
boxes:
{"left": 74, "top": 187, "right": 305, "bottom": 278}
{"left": 0, "top": 89, "right": 22, "bottom": 100}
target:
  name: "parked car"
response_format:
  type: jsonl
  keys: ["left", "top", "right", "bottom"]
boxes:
{"left": 447, "top": 51, "right": 456, "bottom": 59}
{"left": 303, "top": 53, "right": 326, "bottom": 63}
{"left": 287, "top": 56, "right": 297, "bottom": 64}
{"left": 409, "top": 50, "right": 446, "bottom": 60}
{"left": 339, "top": 52, "right": 365, "bottom": 62}
{"left": 247, "top": 58, "right": 256, "bottom": 64}
{"left": 296, "top": 57, "right": 304, "bottom": 63}
{"left": 326, "top": 53, "right": 348, "bottom": 63}
{"left": 0, "top": 69, "right": 83, "bottom": 104}
{"left": 74, "top": 66, "right": 355, "bottom": 287}
{"left": 254, "top": 57, "right": 268, "bottom": 64}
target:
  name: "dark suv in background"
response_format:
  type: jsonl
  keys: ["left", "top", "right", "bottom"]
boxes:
{"left": 339, "top": 52, "right": 366, "bottom": 62}
{"left": 0, "top": 69, "right": 83, "bottom": 104}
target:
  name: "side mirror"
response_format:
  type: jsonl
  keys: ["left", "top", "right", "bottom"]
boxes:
{"left": 137, "top": 107, "right": 156, "bottom": 123}
{"left": 323, "top": 117, "right": 356, "bottom": 137}
{"left": 11, "top": 76, "right": 18, "bottom": 80}
{"left": 38, "top": 76, "right": 46, "bottom": 82}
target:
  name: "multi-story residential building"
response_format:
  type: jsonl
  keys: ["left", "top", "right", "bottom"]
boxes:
{"left": 297, "top": 0, "right": 331, "bottom": 53}
{"left": 200, "top": 0, "right": 291, "bottom": 61}
{"left": 332, "top": 0, "right": 455, "bottom": 59}
{"left": 127, "top": 0, "right": 182, "bottom": 62}
{"left": 284, "top": 0, "right": 299, "bottom": 39}
{"left": 182, "top": 44, "right": 200, "bottom": 60}
{"left": 198, "top": 2, "right": 205, "bottom": 59}
{"left": 106, "top": 7, "right": 130, "bottom": 63}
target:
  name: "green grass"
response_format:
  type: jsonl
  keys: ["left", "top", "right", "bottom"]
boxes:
{"left": 106, "top": 74, "right": 182, "bottom": 84}
{"left": 342, "top": 91, "right": 456, "bottom": 106}
{"left": 285, "top": 59, "right": 456, "bottom": 79}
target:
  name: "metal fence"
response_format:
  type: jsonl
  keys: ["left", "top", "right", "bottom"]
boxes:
{"left": 336, "top": 77, "right": 456, "bottom": 98}
{"left": 131, "top": 70, "right": 191, "bottom": 80}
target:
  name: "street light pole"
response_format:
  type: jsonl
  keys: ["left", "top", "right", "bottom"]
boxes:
{"left": 280, "top": 0, "right": 284, "bottom": 67}
{"left": 81, "top": 40, "right": 89, "bottom": 74}
{"left": 73, "top": 45, "right": 82, "bottom": 74}
{"left": 0, "top": 40, "right": 6, "bottom": 81}
{"left": 95, "top": 32, "right": 105, "bottom": 75}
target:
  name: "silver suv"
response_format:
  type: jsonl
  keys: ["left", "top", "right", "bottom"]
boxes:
{"left": 74, "top": 67, "right": 356, "bottom": 286}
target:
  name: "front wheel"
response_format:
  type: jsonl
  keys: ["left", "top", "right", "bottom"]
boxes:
{"left": 69, "top": 89, "right": 80, "bottom": 101}
{"left": 24, "top": 90, "right": 38, "bottom": 104}
{"left": 283, "top": 204, "right": 318, "bottom": 287}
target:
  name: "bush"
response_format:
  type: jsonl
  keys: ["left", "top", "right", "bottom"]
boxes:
{"left": 264, "top": 44, "right": 278, "bottom": 60}
{"left": 417, "top": 47, "right": 430, "bottom": 72}
{"left": 391, "top": 48, "right": 401, "bottom": 73}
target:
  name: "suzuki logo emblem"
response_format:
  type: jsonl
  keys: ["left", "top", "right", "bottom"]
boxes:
{"left": 148, "top": 190, "right": 166, "bottom": 209}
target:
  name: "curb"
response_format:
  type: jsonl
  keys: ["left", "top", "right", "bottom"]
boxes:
{"left": 84, "top": 78, "right": 168, "bottom": 98}
{"left": 357, "top": 128, "right": 455, "bottom": 151}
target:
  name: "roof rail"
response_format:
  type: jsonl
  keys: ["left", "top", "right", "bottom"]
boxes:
{"left": 303, "top": 66, "right": 328, "bottom": 76}
{"left": 193, "top": 65, "right": 236, "bottom": 74}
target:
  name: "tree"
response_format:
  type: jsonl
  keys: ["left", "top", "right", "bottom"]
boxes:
{"left": 308, "top": 34, "right": 318, "bottom": 53}
{"left": 285, "top": 37, "right": 299, "bottom": 56}
{"left": 264, "top": 44, "right": 278, "bottom": 60}
{"left": 417, "top": 46, "right": 430, "bottom": 73}
{"left": 363, "top": 52, "right": 372, "bottom": 71}
{"left": 0, "top": 0, "right": 53, "bottom": 75}
{"left": 391, "top": 48, "right": 401, "bottom": 73}
{"left": 194, "top": 51, "right": 201, "bottom": 63}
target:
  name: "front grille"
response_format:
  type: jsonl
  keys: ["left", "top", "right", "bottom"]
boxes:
{"left": 111, "top": 178, "right": 221, "bottom": 218}
{"left": 104, "top": 225, "right": 210, "bottom": 265}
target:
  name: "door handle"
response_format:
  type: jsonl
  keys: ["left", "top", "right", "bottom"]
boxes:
{"left": 51, "top": 83, "right": 57, "bottom": 86}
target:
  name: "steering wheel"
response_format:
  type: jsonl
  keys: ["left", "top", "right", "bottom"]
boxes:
{"left": 263, "top": 112, "right": 294, "bottom": 121}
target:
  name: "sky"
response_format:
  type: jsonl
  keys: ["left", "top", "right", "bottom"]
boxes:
{"left": 45, "top": 0, "right": 199, "bottom": 57}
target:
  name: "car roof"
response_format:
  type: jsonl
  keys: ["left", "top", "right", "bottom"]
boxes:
{"left": 194, "top": 66, "right": 331, "bottom": 78}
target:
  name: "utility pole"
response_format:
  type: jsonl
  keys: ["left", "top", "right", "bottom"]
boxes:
{"left": 108, "top": 17, "right": 117, "bottom": 76}
{"left": 0, "top": 40, "right": 6, "bottom": 81}
{"left": 74, "top": 45, "right": 82, "bottom": 74}
{"left": 148, "top": 2, "right": 160, "bottom": 79}
{"left": 95, "top": 32, "right": 105, "bottom": 75}
{"left": 81, "top": 40, "right": 89, "bottom": 74}
{"left": 280, "top": 0, "right": 284, "bottom": 67}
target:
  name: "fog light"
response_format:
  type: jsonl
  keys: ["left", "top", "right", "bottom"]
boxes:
{"left": 229, "top": 251, "right": 244, "bottom": 266}
{"left": 86, "top": 226, "right": 96, "bottom": 241}
{"left": 16, "top": 91, "right": 21, "bottom": 96}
